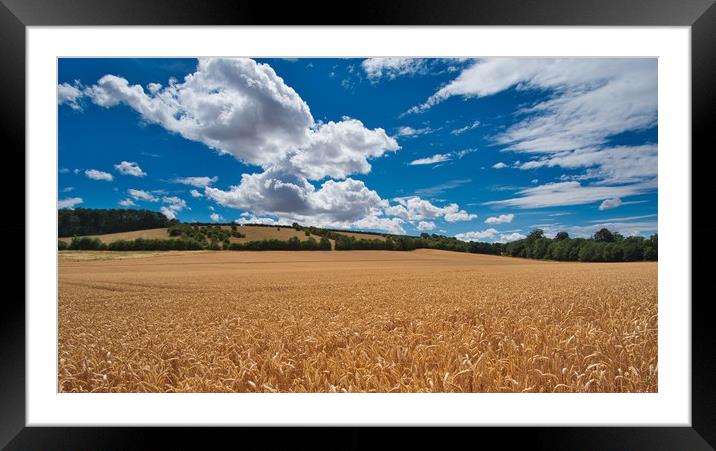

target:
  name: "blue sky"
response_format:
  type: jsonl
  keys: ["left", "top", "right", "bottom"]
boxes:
{"left": 57, "top": 58, "right": 657, "bottom": 242}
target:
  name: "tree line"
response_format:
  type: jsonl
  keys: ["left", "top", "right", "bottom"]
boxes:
{"left": 59, "top": 208, "right": 170, "bottom": 237}
{"left": 502, "top": 229, "right": 657, "bottom": 262}
{"left": 57, "top": 209, "right": 657, "bottom": 262}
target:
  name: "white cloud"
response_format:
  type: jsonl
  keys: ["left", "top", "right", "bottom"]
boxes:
{"left": 85, "top": 169, "right": 113, "bottom": 181}
{"left": 444, "top": 210, "right": 478, "bottom": 222}
{"left": 162, "top": 196, "right": 188, "bottom": 210}
{"left": 485, "top": 180, "right": 656, "bottom": 209}
{"left": 455, "top": 228, "right": 499, "bottom": 242}
{"left": 234, "top": 214, "right": 285, "bottom": 226}
{"left": 118, "top": 198, "right": 136, "bottom": 207}
{"left": 58, "top": 82, "right": 84, "bottom": 110}
{"left": 588, "top": 214, "right": 656, "bottom": 223}
{"left": 417, "top": 221, "right": 436, "bottom": 231}
{"left": 492, "top": 162, "right": 508, "bottom": 169}
{"left": 362, "top": 58, "right": 471, "bottom": 82}
{"left": 172, "top": 176, "right": 218, "bottom": 187}
{"left": 396, "top": 126, "right": 432, "bottom": 138}
{"left": 82, "top": 58, "right": 398, "bottom": 182}
{"left": 410, "top": 60, "right": 656, "bottom": 147}
{"left": 388, "top": 196, "right": 476, "bottom": 223}
{"left": 206, "top": 168, "right": 389, "bottom": 227}
{"left": 289, "top": 118, "right": 399, "bottom": 180}
{"left": 497, "top": 232, "right": 527, "bottom": 243}
{"left": 519, "top": 144, "right": 657, "bottom": 185}
{"left": 210, "top": 212, "right": 223, "bottom": 222}
{"left": 159, "top": 196, "right": 189, "bottom": 220}
{"left": 450, "top": 120, "right": 480, "bottom": 135}
{"left": 127, "top": 189, "right": 158, "bottom": 202}
{"left": 351, "top": 215, "right": 406, "bottom": 235}
{"left": 361, "top": 58, "right": 429, "bottom": 81}
{"left": 411, "top": 58, "right": 658, "bottom": 209}
{"left": 485, "top": 214, "right": 514, "bottom": 224}
{"left": 409, "top": 149, "right": 477, "bottom": 166}
{"left": 409, "top": 154, "right": 452, "bottom": 166}
{"left": 59, "top": 168, "right": 71, "bottom": 174}
{"left": 160, "top": 207, "right": 177, "bottom": 220}
{"left": 58, "top": 197, "right": 83, "bottom": 209}
{"left": 190, "top": 189, "right": 203, "bottom": 198}
{"left": 62, "top": 186, "right": 74, "bottom": 193}
{"left": 114, "top": 161, "right": 147, "bottom": 177}
{"left": 146, "top": 82, "right": 162, "bottom": 94}
{"left": 599, "top": 198, "right": 622, "bottom": 210}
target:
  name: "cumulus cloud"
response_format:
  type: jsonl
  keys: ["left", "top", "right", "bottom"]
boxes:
{"left": 234, "top": 214, "right": 286, "bottom": 226}
{"left": 190, "top": 189, "right": 203, "bottom": 198}
{"left": 497, "top": 232, "right": 527, "bottom": 243}
{"left": 58, "top": 82, "right": 84, "bottom": 110}
{"left": 210, "top": 212, "right": 223, "bottom": 222}
{"left": 599, "top": 198, "right": 622, "bottom": 210}
{"left": 351, "top": 215, "right": 406, "bottom": 235}
{"left": 85, "top": 169, "right": 113, "bottom": 181}
{"left": 417, "top": 221, "right": 436, "bottom": 231}
{"left": 118, "top": 198, "right": 136, "bottom": 207}
{"left": 62, "top": 186, "right": 74, "bottom": 193}
{"left": 388, "top": 196, "right": 476, "bottom": 223}
{"left": 206, "top": 167, "right": 392, "bottom": 228}
{"left": 114, "top": 161, "right": 146, "bottom": 177}
{"left": 492, "top": 162, "right": 508, "bottom": 169}
{"left": 58, "top": 197, "right": 83, "bottom": 209}
{"left": 455, "top": 228, "right": 499, "bottom": 242}
{"left": 127, "top": 189, "right": 158, "bottom": 202}
{"left": 289, "top": 118, "right": 399, "bottom": 180}
{"left": 159, "top": 196, "right": 189, "bottom": 219}
{"left": 172, "top": 176, "right": 218, "bottom": 187}
{"left": 485, "top": 214, "right": 514, "bottom": 224}
{"left": 77, "top": 58, "right": 398, "bottom": 182}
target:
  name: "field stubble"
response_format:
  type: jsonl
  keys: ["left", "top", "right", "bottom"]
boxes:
{"left": 58, "top": 250, "right": 657, "bottom": 393}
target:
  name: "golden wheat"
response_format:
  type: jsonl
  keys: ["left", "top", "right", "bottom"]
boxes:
{"left": 58, "top": 249, "right": 657, "bottom": 393}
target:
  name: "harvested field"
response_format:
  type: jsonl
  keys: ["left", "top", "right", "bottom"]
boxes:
{"left": 226, "top": 225, "right": 322, "bottom": 243}
{"left": 58, "top": 250, "right": 657, "bottom": 393}
{"left": 334, "top": 231, "right": 386, "bottom": 241}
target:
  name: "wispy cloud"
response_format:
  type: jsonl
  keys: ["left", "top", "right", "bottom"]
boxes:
{"left": 409, "top": 149, "right": 477, "bottom": 166}
{"left": 414, "top": 179, "right": 472, "bottom": 197}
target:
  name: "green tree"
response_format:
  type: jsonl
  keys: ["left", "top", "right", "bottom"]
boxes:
{"left": 554, "top": 231, "right": 569, "bottom": 241}
{"left": 593, "top": 228, "right": 615, "bottom": 242}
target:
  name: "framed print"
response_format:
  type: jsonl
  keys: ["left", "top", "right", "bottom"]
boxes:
{"left": 3, "top": 0, "right": 715, "bottom": 448}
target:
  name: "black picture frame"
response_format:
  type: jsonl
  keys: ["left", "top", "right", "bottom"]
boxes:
{"left": 2, "top": 0, "right": 714, "bottom": 448}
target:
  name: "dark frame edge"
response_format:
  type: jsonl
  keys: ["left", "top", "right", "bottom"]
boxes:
{"left": 692, "top": 1, "right": 716, "bottom": 448}
{"left": 0, "top": 1, "right": 26, "bottom": 450}
{"left": 2, "top": 0, "right": 715, "bottom": 449}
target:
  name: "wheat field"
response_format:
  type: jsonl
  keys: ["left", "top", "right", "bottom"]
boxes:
{"left": 58, "top": 250, "right": 657, "bottom": 393}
